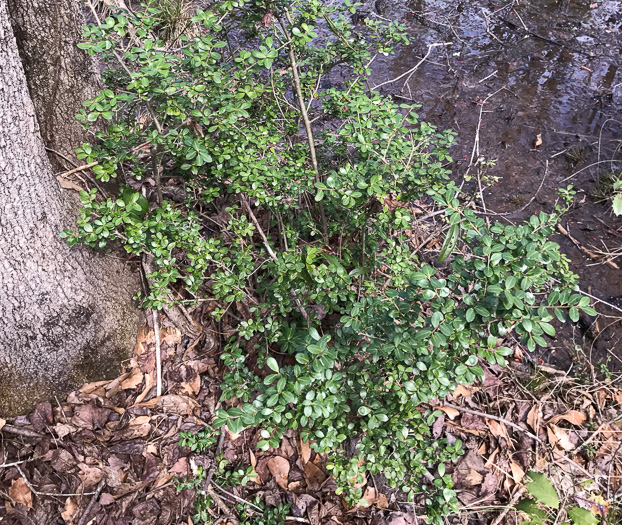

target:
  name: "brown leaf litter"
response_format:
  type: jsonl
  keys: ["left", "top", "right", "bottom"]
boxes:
{"left": 1, "top": 315, "right": 621, "bottom": 525}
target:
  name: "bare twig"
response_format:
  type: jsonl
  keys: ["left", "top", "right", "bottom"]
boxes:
{"left": 490, "top": 486, "right": 527, "bottom": 525}
{"left": 372, "top": 42, "right": 451, "bottom": 91}
{"left": 276, "top": 11, "right": 328, "bottom": 240}
{"left": 203, "top": 428, "right": 225, "bottom": 491}
{"left": 151, "top": 145, "right": 163, "bottom": 206}
{"left": 241, "top": 198, "right": 311, "bottom": 327}
{"left": 15, "top": 465, "right": 96, "bottom": 498}
{"left": 440, "top": 402, "right": 543, "bottom": 444}
{"left": 76, "top": 480, "right": 105, "bottom": 525}
{"left": 1, "top": 424, "right": 45, "bottom": 440}
{"left": 153, "top": 309, "right": 162, "bottom": 397}
{"left": 556, "top": 223, "right": 620, "bottom": 270}
{"left": 57, "top": 162, "right": 99, "bottom": 178}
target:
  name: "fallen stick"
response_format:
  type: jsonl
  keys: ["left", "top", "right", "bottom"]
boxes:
{"left": 556, "top": 224, "right": 619, "bottom": 270}
{"left": 1, "top": 424, "right": 45, "bottom": 440}
{"left": 153, "top": 309, "right": 162, "bottom": 397}
{"left": 76, "top": 480, "right": 105, "bottom": 525}
{"left": 57, "top": 162, "right": 98, "bottom": 178}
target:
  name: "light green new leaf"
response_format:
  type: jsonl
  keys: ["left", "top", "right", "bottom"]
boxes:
{"left": 438, "top": 223, "right": 460, "bottom": 263}
{"left": 525, "top": 471, "right": 559, "bottom": 509}
{"left": 568, "top": 506, "right": 598, "bottom": 525}
{"left": 266, "top": 357, "right": 279, "bottom": 373}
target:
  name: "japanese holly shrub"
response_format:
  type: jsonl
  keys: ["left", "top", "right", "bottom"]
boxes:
{"left": 65, "top": 1, "right": 594, "bottom": 522}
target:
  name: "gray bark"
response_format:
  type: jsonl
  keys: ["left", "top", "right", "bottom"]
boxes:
{"left": 0, "top": 0, "right": 142, "bottom": 416}
{"left": 7, "top": 0, "right": 102, "bottom": 170}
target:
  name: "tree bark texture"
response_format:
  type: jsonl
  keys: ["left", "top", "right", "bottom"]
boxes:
{"left": 7, "top": 0, "right": 102, "bottom": 170}
{"left": 0, "top": 0, "right": 142, "bottom": 416}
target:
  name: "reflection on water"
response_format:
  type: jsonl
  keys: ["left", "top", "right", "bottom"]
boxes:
{"left": 360, "top": 0, "right": 622, "bottom": 365}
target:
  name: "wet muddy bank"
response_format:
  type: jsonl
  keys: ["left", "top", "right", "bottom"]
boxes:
{"left": 364, "top": 0, "right": 622, "bottom": 370}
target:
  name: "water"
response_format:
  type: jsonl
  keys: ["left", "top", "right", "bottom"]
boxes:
{"left": 366, "top": 0, "right": 622, "bottom": 369}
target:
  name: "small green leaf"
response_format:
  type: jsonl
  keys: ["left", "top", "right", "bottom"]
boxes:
{"left": 515, "top": 498, "right": 547, "bottom": 519}
{"left": 438, "top": 223, "right": 460, "bottom": 263}
{"left": 358, "top": 406, "right": 370, "bottom": 416}
{"left": 266, "top": 357, "right": 279, "bottom": 373}
{"left": 525, "top": 471, "right": 559, "bottom": 509}
{"left": 569, "top": 307, "right": 580, "bottom": 322}
{"left": 568, "top": 506, "right": 598, "bottom": 525}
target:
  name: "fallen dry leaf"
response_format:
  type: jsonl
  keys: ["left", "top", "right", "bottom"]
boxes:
{"left": 487, "top": 419, "right": 513, "bottom": 448}
{"left": 510, "top": 461, "right": 525, "bottom": 483}
{"left": 534, "top": 133, "right": 543, "bottom": 147}
{"left": 357, "top": 487, "right": 389, "bottom": 509}
{"left": 464, "top": 469, "right": 484, "bottom": 488}
{"left": 526, "top": 405, "right": 540, "bottom": 432}
{"left": 120, "top": 367, "right": 144, "bottom": 390}
{"left": 57, "top": 176, "right": 83, "bottom": 192}
{"left": 298, "top": 436, "right": 312, "bottom": 464}
{"left": 485, "top": 447, "right": 499, "bottom": 469}
{"left": 249, "top": 451, "right": 261, "bottom": 485}
{"left": 549, "top": 410, "right": 586, "bottom": 426}
{"left": 78, "top": 464, "right": 103, "bottom": 487}
{"left": 0, "top": 417, "right": 5, "bottom": 431}
{"left": 9, "top": 478, "right": 33, "bottom": 508}
{"left": 304, "top": 461, "right": 327, "bottom": 490}
{"left": 452, "top": 384, "right": 480, "bottom": 399}
{"left": 61, "top": 497, "right": 78, "bottom": 522}
{"left": 547, "top": 424, "right": 575, "bottom": 451}
{"left": 435, "top": 406, "right": 460, "bottom": 420}
{"left": 267, "top": 456, "right": 290, "bottom": 489}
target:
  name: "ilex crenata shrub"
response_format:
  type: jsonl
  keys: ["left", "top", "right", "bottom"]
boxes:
{"left": 65, "top": 1, "right": 593, "bottom": 521}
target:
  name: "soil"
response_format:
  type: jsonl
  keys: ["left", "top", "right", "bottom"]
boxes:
{"left": 360, "top": 0, "right": 622, "bottom": 371}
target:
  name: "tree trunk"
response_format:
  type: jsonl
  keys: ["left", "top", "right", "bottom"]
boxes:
{"left": 0, "top": 0, "right": 142, "bottom": 416}
{"left": 7, "top": 0, "right": 102, "bottom": 170}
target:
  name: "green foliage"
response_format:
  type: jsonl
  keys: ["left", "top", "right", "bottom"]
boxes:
{"left": 525, "top": 471, "right": 560, "bottom": 509}
{"left": 568, "top": 507, "right": 599, "bottom": 525}
{"left": 66, "top": 1, "right": 593, "bottom": 522}
{"left": 516, "top": 472, "right": 601, "bottom": 525}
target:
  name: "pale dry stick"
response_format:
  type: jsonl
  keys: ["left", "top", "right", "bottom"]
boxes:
{"left": 556, "top": 223, "right": 620, "bottom": 270}
{"left": 478, "top": 69, "right": 498, "bottom": 83}
{"left": 87, "top": 1, "right": 164, "bottom": 136}
{"left": 76, "top": 480, "right": 105, "bottom": 525}
{"left": 1, "top": 424, "right": 45, "bottom": 440}
{"left": 561, "top": 159, "right": 622, "bottom": 183}
{"left": 57, "top": 162, "right": 99, "bottom": 178}
{"left": 276, "top": 11, "right": 328, "bottom": 240}
{"left": 371, "top": 42, "right": 452, "bottom": 91}
{"left": 597, "top": 117, "right": 622, "bottom": 165}
{"left": 207, "top": 486, "right": 238, "bottom": 524}
{"left": 241, "top": 198, "right": 311, "bottom": 327}
{"left": 482, "top": 9, "right": 503, "bottom": 44}
{"left": 203, "top": 428, "right": 226, "bottom": 492}
{"left": 512, "top": 8, "right": 529, "bottom": 31}
{"left": 442, "top": 404, "right": 598, "bottom": 479}
{"left": 575, "top": 420, "right": 615, "bottom": 453}
{"left": 489, "top": 486, "right": 527, "bottom": 525}
{"left": 15, "top": 464, "right": 96, "bottom": 497}
{"left": 479, "top": 160, "right": 550, "bottom": 217}
{"left": 153, "top": 309, "right": 162, "bottom": 397}
{"left": 549, "top": 280, "right": 622, "bottom": 316}
{"left": 0, "top": 458, "right": 35, "bottom": 469}
{"left": 213, "top": 482, "right": 264, "bottom": 513}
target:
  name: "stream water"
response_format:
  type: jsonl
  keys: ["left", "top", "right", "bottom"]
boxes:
{"left": 365, "top": 0, "right": 622, "bottom": 371}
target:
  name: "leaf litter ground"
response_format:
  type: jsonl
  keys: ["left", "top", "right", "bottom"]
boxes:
{"left": 1, "top": 313, "right": 621, "bottom": 525}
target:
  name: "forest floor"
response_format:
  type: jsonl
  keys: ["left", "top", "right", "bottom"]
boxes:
{"left": 1, "top": 310, "right": 621, "bottom": 525}
{"left": 3, "top": 0, "right": 622, "bottom": 523}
